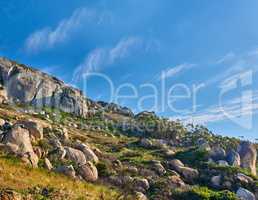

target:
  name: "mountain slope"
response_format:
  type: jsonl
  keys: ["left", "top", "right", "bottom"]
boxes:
{"left": 0, "top": 58, "right": 257, "bottom": 200}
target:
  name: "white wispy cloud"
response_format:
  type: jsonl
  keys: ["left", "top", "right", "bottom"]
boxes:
{"left": 159, "top": 63, "right": 195, "bottom": 80}
{"left": 72, "top": 37, "right": 142, "bottom": 82}
{"left": 171, "top": 90, "right": 258, "bottom": 128}
{"left": 24, "top": 8, "right": 111, "bottom": 53}
{"left": 204, "top": 48, "right": 258, "bottom": 88}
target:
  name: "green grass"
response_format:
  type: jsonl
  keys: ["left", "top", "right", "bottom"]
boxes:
{"left": 173, "top": 187, "right": 238, "bottom": 200}
{"left": 0, "top": 156, "right": 120, "bottom": 200}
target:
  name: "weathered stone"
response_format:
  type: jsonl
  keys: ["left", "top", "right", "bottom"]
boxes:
{"left": 0, "top": 189, "right": 22, "bottom": 200}
{"left": 135, "top": 192, "right": 148, "bottom": 200}
{"left": 227, "top": 150, "right": 241, "bottom": 167}
{"left": 217, "top": 160, "right": 229, "bottom": 166}
{"left": 169, "top": 175, "right": 185, "bottom": 188}
{"left": 75, "top": 143, "right": 99, "bottom": 163}
{"left": 236, "top": 173, "right": 254, "bottom": 185}
{"left": 55, "top": 165, "right": 76, "bottom": 178}
{"left": 0, "top": 57, "right": 88, "bottom": 117}
{"left": 0, "top": 118, "right": 5, "bottom": 126}
{"left": 44, "top": 158, "right": 53, "bottom": 171}
{"left": 2, "top": 124, "right": 38, "bottom": 167}
{"left": 151, "top": 161, "right": 166, "bottom": 175}
{"left": 15, "top": 120, "right": 43, "bottom": 141}
{"left": 64, "top": 147, "right": 86, "bottom": 165}
{"left": 238, "top": 141, "right": 257, "bottom": 176}
{"left": 126, "top": 166, "right": 138, "bottom": 174}
{"left": 133, "top": 178, "right": 150, "bottom": 192}
{"left": 210, "top": 146, "right": 226, "bottom": 161}
{"left": 169, "top": 159, "right": 199, "bottom": 182}
{"left": 140, "top": 138, "right": 153, "bottom": 148}
{"left": 236, "top": 187, "right": 255, "bottom": 200}
{"left": 211, "top": 175, "right": 221, "bottom": 188}
{"left": 78, "top": 161, "right": 98, "bottom": 182}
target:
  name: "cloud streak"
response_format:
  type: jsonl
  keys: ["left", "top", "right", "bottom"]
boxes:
{"left": 172, "top": 90, "right": 258, "bottom": 128}
{"left": 72, "top": 37, "right": 142, "bottom": 82}
{"left": 159, "top": 63, "right": 195, "bottom": 80}
{"left": 24, "top": 8, "right": 111, "bottom": 53}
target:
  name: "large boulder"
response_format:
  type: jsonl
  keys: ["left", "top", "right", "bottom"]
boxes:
{"left": 2, "top": 124, "right": 38, "bottom": 167}
{"left": 133, "top": 178, "right": 150, "bottom": 193}
{"left": 74, "top": 143, "right": 99, "bottom": 163}
{"left": 209, "top": 145, "right": 226, "bottom": 161}
{"left": 78, "top": 161, "right": 98, "bottom": 182}
{"left": 238, "top": 142, "right": 257, "bottom": 176}
{"left": 226, "top": 150, "right": 241, "bottom": 167}
{"left": 64, "top": 147, "right": 87, "bottom": 165}
{"left": 15, "top": 120, "right": 43, "bottom": 141}
{"left": 169, "top": 159, "right": 199, "bottom": 182}
{"left": 236, "top": 187, "right": 255, "bottom": 200}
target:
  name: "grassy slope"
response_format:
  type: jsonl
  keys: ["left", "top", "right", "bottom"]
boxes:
{"left": 0, "top": 156, "right": 120, "bottom": 200}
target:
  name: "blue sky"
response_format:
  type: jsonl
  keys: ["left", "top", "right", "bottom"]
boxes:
{"left": 1, "top": 0, "right": 258, "bottom": 140}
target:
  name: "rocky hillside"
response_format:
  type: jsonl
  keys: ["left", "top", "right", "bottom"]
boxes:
{"left": 0, "top": 58, "right": 257, "bottom": 200}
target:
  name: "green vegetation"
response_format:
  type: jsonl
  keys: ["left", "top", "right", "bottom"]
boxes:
{"left": 174, "top": 148, "right": 209, "bottom": 167}
{"left": 173, "top": 187, "right": 238, "bottom": 200}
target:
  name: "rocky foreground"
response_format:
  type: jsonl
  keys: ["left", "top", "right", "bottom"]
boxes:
{"left": 0, "top": 58, "right": 257, "bottom": 200}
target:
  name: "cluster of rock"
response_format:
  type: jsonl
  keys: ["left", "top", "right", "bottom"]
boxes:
{"left": 205, "top": 142, "right": 257, "bottom": 176}
{"left": 197, "top": 141, "right": 258, "bottom": 200}
{"left": 97, "top": 101, "right": 134, "bottom": 117}
{"left": 0, "top": 118, "right": 99, "bottom": 183}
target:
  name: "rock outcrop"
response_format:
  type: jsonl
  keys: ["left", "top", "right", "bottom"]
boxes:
{"left": 238, "top": 141, "right": 257, "bottom": 176}
{"left": 0, "top": 57, "right": 89, "bottom": 117}
{"left": 2, "top": 124, "right": 38, "bottom": 167}
{"left": 78, "top": 161, "right": 98, "bottom": 182}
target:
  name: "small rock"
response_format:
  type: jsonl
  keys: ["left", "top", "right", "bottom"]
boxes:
{"left": 133, "top": 178, "right": 150, "bottom": 192}
{"left": 151, "top": 161, "right": 166, "bottom": 175}
{"left": 169, "top": 175, "right": 185, "bottom": 188}
{"left": 0, "top": 118, "right": 5, "bottom": 126}
{"left": 140, "top": 138, "right": 153, "bottom": 148}
{"left": 211, "top": 175, "right": 221, "bottom": 188}
{"left": 55, "top": 165, "right": 76, "bottom": 178}
{"left": 236, "top": 173, "right": 254, "bottom": 184}
{"left": 127, "top": 166, "right": 138, "bottom": 174}
{"left": 217, "top": 160, "right": 229, "bottom": 166}
{"left": 135, "top": 192, "right": 148, "bottom": 200}
{"left": 236, "top": 187, "right": 255, "bottom": 200}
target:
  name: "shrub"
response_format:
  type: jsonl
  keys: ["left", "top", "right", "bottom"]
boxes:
{"left": 173, "top": 187, "right": 238, "bottom": 200}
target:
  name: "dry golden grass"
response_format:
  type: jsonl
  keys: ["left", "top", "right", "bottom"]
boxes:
{"left": 0, "top": 157, "right": 120, "bottom": 200}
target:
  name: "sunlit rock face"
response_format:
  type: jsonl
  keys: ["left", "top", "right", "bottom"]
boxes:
{"left": 0, "top": 57, "right": 89, "bottom": 117}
